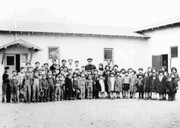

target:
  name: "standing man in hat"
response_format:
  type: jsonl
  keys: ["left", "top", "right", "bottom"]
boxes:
{"left": 85, "top": 58, "right": 96, "bottom": 71}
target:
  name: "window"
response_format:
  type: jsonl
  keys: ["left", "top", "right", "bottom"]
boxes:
{"left": 171, "top": 46, "right": 178, "bottom": 58}
{"left": 7, "top": 56, "right": 14, "bottom": 65}
{"left": 104, "top": 48, "right": 113, "bottom": 60}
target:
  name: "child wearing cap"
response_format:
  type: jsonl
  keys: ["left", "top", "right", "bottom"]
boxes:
{"left": 115, "top": 71, "right": 123, "bottom": 99}
{"left": 2, "top": 67, "right": 10, "bottom": 103}
{"left": 86, "top": 75, "right": 94, "bottom": 99}
{"left": 10, "top": 70, "right": 19, "bottom": 103}
{"left": 32, "top": 71, "right": 40, "bottom": 102}
{"left": 108, "top": 72, "right": 116, "bottom": 99}
{"left": 122, "top": 71, "right": 131, "bottom": 98}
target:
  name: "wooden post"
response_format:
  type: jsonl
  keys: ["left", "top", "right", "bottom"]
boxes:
{"left": 1, "top": 48, "right": 5, "bottom": 65}
{"left": 29, "top": 48, "right": 34, "bottom": 63}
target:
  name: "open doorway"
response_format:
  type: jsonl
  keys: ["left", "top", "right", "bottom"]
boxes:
{"left": 152, "top": 54, "right": 168, "bottom": 72}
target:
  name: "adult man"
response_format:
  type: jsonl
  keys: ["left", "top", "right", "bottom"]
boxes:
{"left": 60, "top": 59, "right": 68, "bottom": 71}
{"left": 85, "top": 58, "right": 96, "bottom": 71}
{"left": 50, "top": 59, "right": 57, "bottom": 71}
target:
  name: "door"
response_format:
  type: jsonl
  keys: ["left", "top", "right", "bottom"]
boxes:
{"left": 152, "top": 55, "right": 162, "bottom": 71}
{"left": 4, "top": 54, "right": 16, "bottom": 74}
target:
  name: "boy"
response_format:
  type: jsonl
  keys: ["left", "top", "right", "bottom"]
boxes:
{"left": 129, "top": 70, "right": 137, "bottom": 98}
{"left": 2, "top": 66, "right": 10, "bottom": 103}
{"left": 40, "top": 74, "right": 49, "bottom": 102}
{"left": 33, "top": 62, "right": 40, "bottom": 73}
{"left": 108, "top": 72, "right": 116, "bottom": 99}
{"left": 166, "top": 76, "right": 177, "bottom": 101}
{"left": 86, "top": 75, "right": 94, "bottom": 99}
{"left": 137, "top": 74, "right": 144, "bottom": 99}
{"left": 72, "top": 73, "right": 80, "bottom": 99}
{"left": 47, "top": 70, "right": 55, "bottom": 101}
{"left": 65, "top": 74, "right": 73, "bottom": 100}
{"left": 122, "top": 71, "right": 131, "bottom": 98}
{"left": 22, "top": 71, "right": 33, "bottom": 103}
{"left": 32, "top": 71, "right": 40, "bottom": 102}
{"left": 10, "top": 70, "right": 19, "bottom": 103}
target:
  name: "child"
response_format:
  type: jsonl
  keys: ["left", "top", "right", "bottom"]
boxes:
{"left": 122, "top": 71, "right": 131, "bottom": 98}
{"left": 47, "top": 70, "right": 55, "bottom": 101}
{"left": 151, "top": 74, "right": 158, "bottom": 100}
{"left": 129, "top": 70, "right": 137, "bottom": 98}
{"left": 65, "top": 74, "right": 73, "bottom": 100}
{"left": 143, "top": 72, "right": 150, "bottom": 99}
{"left": 98, "top": 75, "right": 106, "bottom": 99}
{"left": 103, "top": 69, "right": 111, "bottom": 98}
{"left": 10, "top": 70, "right": 19, "bottom": 103}
{"left": 72, "top": 73, "right": 80, "bottom": 99}
{"left": 115, "top": 71, "right": 123, "bottom": 99}
{"left": 156, "top": 70, "right": 166, "bottom": 100}
{"left": 93, "top": 72, "right": 101, "bottom": 99}
{"left": 98, "top": 63, "right": 104, "bottom": 76}
{"left": 22, "top": 71, "right": 33, "bottom": 103}
{"left": 108, "top": 72, "right": 116, "bottom": 99}
{"left": 33, "top": 62, "right": 40, "bottom": 73}
{"left": 86, "top": 75, "right": 94, "bottom": 99}
{"left": 78, "top": 73, "right": 86, "bottom": 99}
{"left": 166, "top": 76, "right": 177, "bottom": 101}
{"left": 32, "top": 71, "right": 40, "bottom": 102}
{"left": 55, "top": 75, "right": 64, "bottom": 101}
{"left": 40, "top": 74, "right": 49, "bottom": 102}
{"left": 137, "top": 74, "right": 144, "bottom": 99}
{"left": 2, "top": 66, "right": 10, "bottom": 103}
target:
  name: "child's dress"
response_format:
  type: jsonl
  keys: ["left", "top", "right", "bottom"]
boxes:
{"left": 129, "top": 75, "right": 137, "bottom": 92}
{"left": 115, "top": 76, "right": 123, "bottom": 92}
{"left": 108, "top": 77, "right": 115, "bottom": 92}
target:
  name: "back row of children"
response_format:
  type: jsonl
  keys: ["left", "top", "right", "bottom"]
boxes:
{"left": 2, "top": 58, "right": 179, "bottom": 103}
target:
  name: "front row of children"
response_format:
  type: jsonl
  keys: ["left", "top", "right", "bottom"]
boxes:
{"left": 2, "top": 66, "right": 178, "bottom": 103}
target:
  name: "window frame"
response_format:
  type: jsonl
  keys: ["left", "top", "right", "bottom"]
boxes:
{"left": 170, "top": 46, "right": 178, "bottom": 58}
{"left": 104, "top": 48, "right": 114, "bottom": 61}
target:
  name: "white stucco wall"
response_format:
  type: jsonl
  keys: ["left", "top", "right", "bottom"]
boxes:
{"left": 0, "top": 32, "right": 150, "bottom": 83}
{"left": 144, "top": 26, "right": 180, "bottom": 72}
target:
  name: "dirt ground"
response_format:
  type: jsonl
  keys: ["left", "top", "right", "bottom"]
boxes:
{"left": 0, "top": 91, "right": 180, "bottom": 128}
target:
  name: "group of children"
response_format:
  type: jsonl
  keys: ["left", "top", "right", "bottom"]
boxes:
{"left": 2, "top": 59, "right": 179, "bottom": 103}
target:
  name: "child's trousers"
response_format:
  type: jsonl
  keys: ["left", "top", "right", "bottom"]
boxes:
{"left": 24, "top": 84, "right": 31, "bottom": 103}
{"left": 32, "top": 84, "right": 39, "bottom": 102}
{"left": 2, "top": 83, "right": 7, "bottom": 102}
{"left": 55, "top": 86, "right": 61, "bottom": 100}
{"left": 87, "top": 87, "right": 93, "bottom": 99}
{"left": 80, "top": 86, "right": 85, "bottom": 99}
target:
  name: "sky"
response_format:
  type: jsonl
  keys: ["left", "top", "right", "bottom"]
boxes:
{"left": 0, "top": 0, "right": 180, "bottom": 28}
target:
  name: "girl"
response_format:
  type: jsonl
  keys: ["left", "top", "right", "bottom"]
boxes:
{"left": 98, "top": 75, "right": 106, "bottom": 99}
{"left": 122, "top": 71, "right": 131, "bottom": 98}
{"left": 143, "top": 72, "right": 150, "bottom": 99}
{"left": 108, "top": 72, "right": 116, "bottom": 99}
{"left": 115, "top": 71, "right": 123, "bottom": 99}
{"left": 129, "top": 70, "right": 137, "bottom": 98}
{"left": 156, "top": 70, "right": 166, "bottom": 100}
{"left": 151, "top": 74, "right": 158, "bottom": 100}
{"left": 98, "top": 63, "right": 104, "bottom": 76}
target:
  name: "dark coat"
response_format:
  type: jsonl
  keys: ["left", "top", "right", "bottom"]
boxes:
{"left": 156, "top": 76, "right": 166, "bottom": 94}
{"left": 143, "top": 77, "right": 150, "bottom": 92}
{"left": 165, "top": 81, "right": 177, "bottom": 95}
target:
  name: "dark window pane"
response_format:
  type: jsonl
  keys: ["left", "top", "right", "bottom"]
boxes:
{"left": 7, "top": 56, "right": 14, "bottom": 65}
{"left": 171, "top": 47, "right": 178, "bottom": 58}
{"left": 104, "top": 49, "right": 113, "bottom": 60}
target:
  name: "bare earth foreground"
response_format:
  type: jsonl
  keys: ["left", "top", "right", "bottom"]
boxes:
{"left": 1, "top": 92, "right": 180, "bottom": 128}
